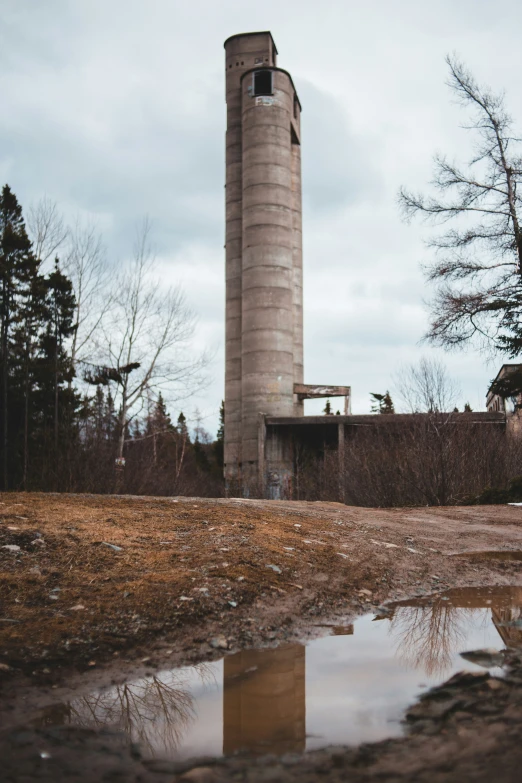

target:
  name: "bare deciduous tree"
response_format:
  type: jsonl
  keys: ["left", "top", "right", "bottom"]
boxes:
{"left": 26, "top": 199, "right": 111, "bottom": 373}
{"left": 399, "top": 56, "right": 522, "bottom": 355}
{"left": 26, "top": 195, "right": 68, "bottom": 269}
{"left": 63, "top": 217, "right": 111, "bottom": 371}
{"left": 394, "top": 357, "right": 460, "bottom": 413}
{"left": 96, "top": 218, "right": 208, "bottom": 462}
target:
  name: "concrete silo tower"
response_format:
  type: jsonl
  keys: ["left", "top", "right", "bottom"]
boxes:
{"left": 224, "top": 32, "right": 304, "bottom": 495}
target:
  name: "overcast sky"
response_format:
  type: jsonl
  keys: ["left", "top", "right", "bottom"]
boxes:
{"left": 2, "top": 0, "right": 522, "bottom": 434}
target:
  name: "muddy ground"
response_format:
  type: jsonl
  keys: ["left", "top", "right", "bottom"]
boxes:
{"left": 2, "top": 492, "right": 522, "bottom": 781}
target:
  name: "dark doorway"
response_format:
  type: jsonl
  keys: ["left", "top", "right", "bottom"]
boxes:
{"left": 253, "top": 70, "right": 273, "bottom": 96}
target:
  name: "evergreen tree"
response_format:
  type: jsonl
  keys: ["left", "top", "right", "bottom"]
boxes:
{"left": 193, "top": 434, "right": 210, "bottom": 472}
{"left": 323, "top": 399, "right": 332, "bottom": 415}
{"left": 177, "top": 411, "right": 189, "bottom": 441}
{"left": 370, "top": 391, "right": 395, "bottom": 414}
{"left": 464, "top": 402, "right": 473, "bottom": 412}
{"left": 151, "top": 393, "right": 173, "bottom": 433}
{"left": 39, "top": 261, "right": 77, "bottom": 448}
{"left": 0, "top": 185, "right": 40, "bottom": 488}
{"left": 214, "top": 400, "right": 224, "bottom": 469}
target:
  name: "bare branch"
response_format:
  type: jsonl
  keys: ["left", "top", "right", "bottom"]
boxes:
{"left": 398, "top": 55, "right": 522, "bottom": 355}
{"left": 26, "top": 196, "right": 68, "bottom": 269}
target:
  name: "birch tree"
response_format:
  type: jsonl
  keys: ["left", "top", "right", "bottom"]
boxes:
{"left": 62, "top": 218, "right": 111, "bottom": 371}
{"left": 89, "top": 219, "right": 207, "bottom": 462}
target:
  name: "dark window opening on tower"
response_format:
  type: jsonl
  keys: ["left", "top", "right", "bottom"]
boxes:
{"left": 293, "top": 96, "right": 299, "bottom": 119}
{"left": 253, "top": 70, "right": 273, "bottom": 96}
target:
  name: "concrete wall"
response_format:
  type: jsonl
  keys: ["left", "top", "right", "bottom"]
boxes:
{"left": 240, "top": 67, "right": 297, "bottom": 489}
{"left": 224, "top": 33, "right": 303, "bottom": 496}
{"left": 224, "top": 33, "right": 277, "bottom": 487}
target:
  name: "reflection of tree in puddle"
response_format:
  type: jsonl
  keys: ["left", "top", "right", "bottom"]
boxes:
{"left": 389, "top": 603, "right": 472, "bottom": 677}
{"left": 388, "top": 588, "right": 522, "bottom": 678}
{"left": 36, "top": 665, "right": 216, "bottom": 757}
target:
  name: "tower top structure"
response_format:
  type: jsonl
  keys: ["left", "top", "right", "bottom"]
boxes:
{"left": 223, "top": 31, "right": 278, "bottom": 54}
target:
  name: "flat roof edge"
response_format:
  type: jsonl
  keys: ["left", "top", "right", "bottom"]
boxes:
{"left": 224, "top": 31, "right": 278, "bottom": 54}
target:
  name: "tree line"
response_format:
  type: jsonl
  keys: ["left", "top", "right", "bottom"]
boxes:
{"left": 0, "top": 185, "right": 223, "bottom": 495}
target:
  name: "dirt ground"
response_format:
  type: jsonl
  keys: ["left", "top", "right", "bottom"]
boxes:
{"left": 2, "top": 492, "right": 522, "bottom": 782}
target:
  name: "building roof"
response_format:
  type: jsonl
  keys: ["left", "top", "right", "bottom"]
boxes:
{"left": 223, "top": 31, "right": 278, "bottom": 55}
{"left": 486, "top": 363, "right": 522, "bottom": 402}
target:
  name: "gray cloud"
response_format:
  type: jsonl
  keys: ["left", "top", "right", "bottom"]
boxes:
{"left": 2, "top": 0, "right": 522, "bottom": 431}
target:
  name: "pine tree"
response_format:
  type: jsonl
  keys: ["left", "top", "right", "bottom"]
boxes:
{"left": 0, "top": 185, "right": 40, "bottom": 488}
{"left": 148, "top": 393, "right": 174, "bottom": 465}
{"left": 40, "top": 261, "right": 77, "bottom": 449}
{"left": 370, "top": 391, "right": 395, "bottom": 414}
{"left": 214, "top": 400, "right": 224, "bottom": 469}
{"left": 323, "top": 399, "right": 332, "bottom": 415}
{"left": 177, "top": 411, "right": 189, "bottom": 441}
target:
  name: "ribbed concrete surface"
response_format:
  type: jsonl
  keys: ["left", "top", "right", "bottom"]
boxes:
{"left": 241, "top": 70, "right": 296, "bottom": 469}
{"left": 224, "top": 33, "right": 303, "bottom": 494}
{"left": 224, "top": 34, "right": 277, "bottom": 480}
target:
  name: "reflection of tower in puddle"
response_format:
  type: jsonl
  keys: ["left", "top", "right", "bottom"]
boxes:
{"left": 223, "top": 644, "right": 305, "bottom": 756}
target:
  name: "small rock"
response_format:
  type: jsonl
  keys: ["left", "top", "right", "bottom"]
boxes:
{"left": 358, "top": 588, "right": 373, "bottom": 597}
{"left": 31, "top": 539, "right": 45, "bottom": 546}
{"left": 2, "top": 545, "right": 20, "bottom": 552}
{"left": 42, "top": 668, "right": 50, "bottom": 674}
{"left": 179, "top": 596, "right": 193, "bottom": 602}
{"left": 237, "top": 576, "right": 245, "bottom": 582}
{"left": 228, "top": 601, "right": 237, "bottom": 608}
{"left": 266, "top": 564, "right": 282, "bottom": 574}
{"left": 210, "top": 635, "right": 228, "bottom": 650}
{"left": 0, "top": 663, "right": 11, "bottom": 671}
{"left": 70, "top": 604, "right": 85, "bottom": 611}
{"left": 101, "top": 542, "right": 122, "bottom": 552}
{"left": 407, "top": 696, "right": 463, "bottom": 721}
{"left": 87, "top": 661, "right": 96, "bottom": 667}
{"left": 49, "top": 595, "right": 59, "bottom": 601}
{"left": 460, "top": 648, "right": 505, "bottom": 668}
{"left": 444, "top": 670, "right": 490, "bottom": 688}
{"left": 180, "top": 767, "right": 217, "bottom": 782}
{"left": 40, "top": 751, "right": 52, "bottom": 759}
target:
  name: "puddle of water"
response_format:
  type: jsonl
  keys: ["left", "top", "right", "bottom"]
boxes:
{"left": 452, "top": 550, "right": 522, "bottom": 561}
{"left": 33, "top": 586, "right": 522, "bottom": 760}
